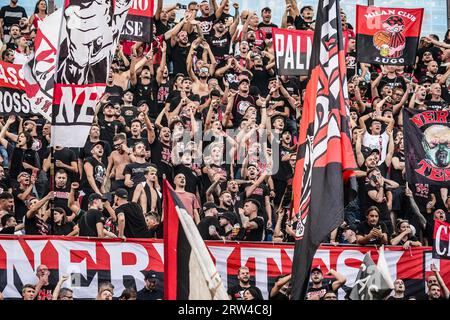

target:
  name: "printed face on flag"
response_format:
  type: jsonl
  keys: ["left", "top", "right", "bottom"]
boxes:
{"left": 403, "top": 109, "right": 450, "bottom": 186}
{"left": 356, "top": 5, "right": 424, "bottom": 65}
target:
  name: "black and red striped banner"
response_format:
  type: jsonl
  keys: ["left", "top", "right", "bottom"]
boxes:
{"left": 121, "top": 0, "right": 154, "bottom": 42}
{"left": 356, "top": 5, "right": 423, "bottom": 65}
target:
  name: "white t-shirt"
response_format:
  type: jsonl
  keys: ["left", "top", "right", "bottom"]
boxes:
{"left": 363, "top": 131, "right": 389, "bottom": 164}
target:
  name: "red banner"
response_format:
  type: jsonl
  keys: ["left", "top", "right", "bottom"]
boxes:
{"left": 434, "top": 220, "right": 450, "bottom": 260}
{"left": 272, "top": 28, "right": 314, "bottom": 76}
{"left": 356, "top": 5, "right": 424, "bottom": 65}
{"left": 121, "top": 0, "right": 154, "bottom": 42}
{"left": 0, "top": 61, "right": 32, "bottom": 115}
{"left": 0, "top": 236, "right": 447, "bottom": 300}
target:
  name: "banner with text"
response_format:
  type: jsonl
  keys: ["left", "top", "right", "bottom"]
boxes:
{"left": 0, "top": 236, "right": 448, "bottom": 300}
{"left": 52, "top": 0, "right": 132, "bottom": 147}
{"left": 0, "top": 61, "right": 33, "bottom": 116}
{"left": 403, "top": 108, "right": 450, "bottom": 186}
{"left": 356, "top": 5, "right": 423, "bottom": 65}
{"left": 121, "top": 0, "right": 154, "bottom": 42}
{"left": 272, "top": 28, "right": 313, "bottom": 76}
{"left": 434, "top": 219, "right": 450, "bottom": 260}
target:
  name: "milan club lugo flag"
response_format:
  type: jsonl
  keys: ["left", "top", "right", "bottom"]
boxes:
{"left": 434, "top": 220, "right": 450, "bottom": 260}
{"left": 23, "top": 9, "right": 62, "bottom": 122}
{"left": 356, "top": 5, "right": 424, "bottom": 66}
{"left": 163, "top": 180, "right": 228, "bottom": 300}
{"left": 273, "top": 28, "right": 313, "bottom": 76}
{"left": 290, "top": 0, "right": 356, "bottom": 300}
{"left": 121, "top": 0, "right": 154, "bottom": 42}
{"left": 51, "top": 0, "right": 132, "bottom": 147}
{"left": 403, "top": 108, "right": 450, "bottom": 186}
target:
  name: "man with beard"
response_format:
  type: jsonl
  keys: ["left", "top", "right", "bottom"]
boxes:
{"left": 76, "top": 193, "right": 107, "bottom": 238}
{"left": 239, "top": 198, "right": 265, "bottom": 241}
{"left": 124, "top": 142, "right": 151, "bottom": 197}
{"left": 356, "top": 206, "right": 389, "bottom": 245}
{"left": 194, "top": 0, "right": 224, "bottom": 40}
{"left": 174, "top": 173, "right": 201, "bottom": 224}
{"left": 13, "top": 172, "right": 38, "bottom": 223}
{"left": 173, "top": 149, "right": 201, "bottom": 195}
{"left": 105, "top": 63, "right": 124, "bottom": 105}
{"left": 0, "top": 0, "right": 27, "bottom": 41}
{"left": 228, "top": 266, "right": 263, "bottom": 300}
{"left": 427, "top": 284, "right": 446, "bottom": 300}
{"left": 80, "top": 141, "right": 106, "bottom": 210}
{"left": 127, "top": 119, "right": 150, "bottom": 151}
{"left": 258, "top": 7, "right": 278, "bottom": 39}
{"left": 148, "top": 126, "right": 173, "bottom": 182}
{"left": 54, "top": 169, "right": 71, "bottom": 219}
{"left": 171, "top": 29, "right": 191, "bottom": 76}
{"left": 249, "top": 54, "right": 276, "bottom": 97}
{"left": 243, "top": 164, "right": 272, "bottom": 228}
{"left": 0, "top": 192, "right": 14, "bottom": 216}
{"left": 98, "top": 102, "right": 126, "bottom": 149}
{"left": 305, "top": 267, "right": 346, "bottom": 300}
{"left": 152, "top": 41, "right": 170, "bottom": 114}
{"left": 168, "top": 77, "right": 200, "bottom": 113}
{"left": 271, "top": 130, "right": 294, "bottom": 210}
{"left": 80, "top": 124, "right": 111, "bottom": 166}
{"left": 209, "top": 13, "right": 239, "bottom": 66}
{"left": 387, "top": 279, "right": 407, "bottom": 300}
{"left": 197, "top": 201, "right": 221, "bottom": 240}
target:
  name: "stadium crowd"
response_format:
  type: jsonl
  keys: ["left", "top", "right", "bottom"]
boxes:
{"left": 0, "top": 0, "right": 449, "bottom": 300}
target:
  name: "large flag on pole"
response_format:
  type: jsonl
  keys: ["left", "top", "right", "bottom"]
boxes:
{"left": 51, "top": 0, "right": 132, "bottom": 147}
{"left": 290, "top": 0, "right": 356, "bottom": 300}
{"left": 163, "top": 180, "right": 229, "bottom": 300}
{"left": 23, "top": 9, "right": 62, "bottom": 122}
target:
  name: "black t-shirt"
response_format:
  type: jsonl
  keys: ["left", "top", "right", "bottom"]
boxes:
{"left": 272, "top": 144, "right": 292, "bottom": 181}
{"left": 25, "top": 214, "right": 50, "bottom": 236}
{"left": 7, "top": 143, "right": 40, "bottom": 180}
{"left": 78, "top": 209, "right": 105, "bottom": 237}
{"left": 36, "top": 283, "right": 56, "bottom": 301}
{"left": 136, "top": 288, "right": 164, "bottom": 300}
{"left": 116, "top": 202, "right": 151, "bottom": 238}
{"left": 356, "top": 220, "right": 388, "bottom": 245}
{"left": 0, "top": 5, "right": 27, "bottom": 35}
{"left": 151, "top": 78, "right": 170, "bottom": 108}
{"left": 391, "top": 151, "right": 405, "bottom": 185}
{"left": 99, "top": 119, "right": 126, "bottom": 148}
{"left": 149, "top": 139, "right": 173, "bottom": 179}
{"left": 196, "top": 15, "right": 215, "bottom": 39}
{"left": 242, "top": 216, "right": 265, "bottom": 241}
{"left": 365, "top": 184, "right": 390, "bottom": 221}
{"left": 54, "top": 147, "right": 78, "bottom": 182}
{"left": 171, "top": 43, "right": 191, "bottom": 76}
{"left": 258, "top": 22, "right": 278, "bottom": 39}
{"left": 80, "top": 139, "right": 111, "bottom": 166}
{"left": 155, "top": 18, "right": 170, "bottom": 36}
{"left": 80, "top": 157, "right": 105, "bottom": 194}
{"left": 54, "top": 185, "right": 71, "bottom": 218}
{"left": 209, "top": 32, "right": 232, "bottom": 59}
{"left": 197, "top": 216, "right": 220, "bottom": 240}
{"left": 132, "top": 80, "right": 153, "bottom": 105}
{"left": 305, "top": 282, "right": 333, "bottom": 300}
{"left": 425, "top": 99, "right": 447, "bottom": 110}
{"left": 13, "top": 186, "right": 30, "bottom": 223}
{"left": 121, "top": 105, "right": 138, "bottom": 127}
{"left": 380, "top": 75, "right": 406, "bottom": 91}
{"left": 53, "top": 222, "right": 75, "bottom": 236}
{"left": 228, "top": 285, "right": 263, "bottom": 300}
{"left": 232, "top": 94, "right": 256, "bottom": 128}
{"left": 123, "top": 162, "right": 151, "bottom": 186}
{"left": 250, "top": 67, "right": 272, "bottom": 97}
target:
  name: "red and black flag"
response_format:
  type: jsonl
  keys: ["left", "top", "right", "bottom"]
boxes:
{"left": 403, "top": 108, "right": 450, "bottom": 187}
{"left": 272, "top": 28, "right": 314, "bottom": 76}
{"left": 163, "top": 180, "right": 228, "bottom": 300}
{"left": 121, "top": 0, "right": 154, "bottom": 42}
{"left": 356, "top": 5, "right": 423, "bottom": 65}
{"left": 290, "top": 0, "right": 356, "bottom": 300}
{"left": 434, "top": 219, "right": 450, "bottom": 260}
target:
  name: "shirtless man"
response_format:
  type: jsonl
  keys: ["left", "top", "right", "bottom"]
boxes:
{"left": 187, "top": 39, "right": 217, "bottom": 97}
{"left": 106, "top": 133, "right": 133, "bottom": 191}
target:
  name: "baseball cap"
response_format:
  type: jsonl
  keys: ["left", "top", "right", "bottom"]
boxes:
{"left": 144, "top": 271, "right": 158, "bottom": 281}
{"left": 102, "top": 101, "right": 114, "bottom": 110}
{"left": 202, "top": 202, "right": 217, "bottom": 213}
{"left": 342, "top": 224, "right": 357, "bottom": 232}
{"left": 91, "top": 140, "right": 106, "bottom": 149}
{"left": 369, "top": 148, "right": 380, "bottom": 156}
{"left": 311, "top": 267, "right": 323, "bottom": 274}
{"left": 419, "top": 76, "right": 433, "bottom": 85}
{"left": 114, "top": 188, "right": 128, "bottom": 200}
{"left": 218, "top": 211, "right": 236, "bottom": 224}
{"left": 239, "top": 78, "right": 250, "bottom": 85}
{"left": 17, "top": 172, "right": 30, "bottom": 179}
{"left": 88, "top": 193, "right": 103, "bottom": 202}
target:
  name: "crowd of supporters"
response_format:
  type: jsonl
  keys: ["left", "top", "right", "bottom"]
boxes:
{"left": 0, "top": 0, "right": 449, "bottom": 300}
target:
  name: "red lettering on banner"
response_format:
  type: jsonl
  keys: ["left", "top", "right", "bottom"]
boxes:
{"left": 415, "top": 160, "right": 450, "bottom": 182}
{"left": 411, "top": 111, "right": 449, "bottom": 128}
